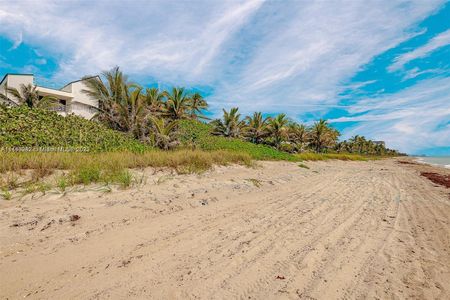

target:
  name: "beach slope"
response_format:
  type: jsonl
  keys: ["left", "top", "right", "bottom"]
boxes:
{"left": 0, "top": 159, "right": 449, "bottom": 299}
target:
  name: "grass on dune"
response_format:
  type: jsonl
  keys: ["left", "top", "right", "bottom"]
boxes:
{"left": 0, "top": 150, "right": 251, "bottom": 173}
{"left": 178, "top": 120, "right": 299, "bottom": 161}
{"left": 0, "top": 149, "right": 381, "bottom": 200}
{"left": 0, "top": 150, "right": 252, "bottom": 197}
{"left": 0, "top": 114, "right": 381, "bottom": 199}
{"left": 178, "top": 120, "right": 380, "bottom": 162}
{"left": 296, "top": 153, "right": 378, "bottom": 161}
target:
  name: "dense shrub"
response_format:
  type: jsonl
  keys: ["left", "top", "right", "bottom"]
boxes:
{"left": 178, "top": 120, "right": 299, "bottom": 161}
{"left": 0, "top": 106, "right": 148, "bottom": 152}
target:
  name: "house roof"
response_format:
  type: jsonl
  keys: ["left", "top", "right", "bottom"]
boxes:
{"left": 0, "top": 73, "right": 33, "bottom": 86}
{"left": 0, "top": 73, "right": 101, "bottom": 93}
{"left": 60, "top": 75, "right": 101, "bottom": 90}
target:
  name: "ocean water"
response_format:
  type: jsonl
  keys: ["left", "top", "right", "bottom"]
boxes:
{"left": 415, "top": 156, "right": 450, "bottom": 169}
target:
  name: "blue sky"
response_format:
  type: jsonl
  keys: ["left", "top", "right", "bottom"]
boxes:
{"left": 0, "top": 0, "right": 449, "bottom": 155}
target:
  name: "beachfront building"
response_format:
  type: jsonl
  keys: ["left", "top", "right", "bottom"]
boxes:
{"left": 373, "top": 141, "right": 386, "bottom": 147}
{"left": 0, "top": 74, "right": 99, "bottom": 119}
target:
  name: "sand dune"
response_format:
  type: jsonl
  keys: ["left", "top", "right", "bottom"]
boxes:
{"left": 1, "top": 159, "right": 449, "bottom": 299}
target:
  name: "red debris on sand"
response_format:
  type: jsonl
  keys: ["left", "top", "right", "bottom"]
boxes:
{"left": 420, "top": 172, "right": 450, "bottom": 188}
{"left": 397, "top": 161, "right": 419, "bottom": 165}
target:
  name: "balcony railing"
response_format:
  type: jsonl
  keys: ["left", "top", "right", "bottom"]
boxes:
{"left": 49, "top": 105, "right": 66, "bottom": 112}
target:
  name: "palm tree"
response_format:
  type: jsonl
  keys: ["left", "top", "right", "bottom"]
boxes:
{"left": 348, "top": 135, "right": 367, "bottom": 153}
{"left": 309, "top": 119, "right": 339, "bottom": 152}
{"left": 287, "top": 122, "right": 308, "bottom": 151}
{"left": 335, "top": 141, "right": 349, "bottom": 153}
{"left": 374, "top": 143, "right": 386, "bottom": 155}
{"left": 189, "top": 92, "right": 208, "bottom": 119}
{"left": 0, "top": 84, "right": 59, "bottom": 109}
{"left": 82, "top": 66, "right": 129, "bottom": 130}
{"left": 149, "top": 117, "right": 179, "bottom": 150}
{"left": 266, "top": 113, "right": 289, "bottom": 149}
{"left": 144, "top": 87, "right": 165, "bottom": 113}
{"left": 245, "top": 112, "right": 270, "bottom": 144}
{"left": 211, "top": 107, "right": 246, "bottom": 138}
{"left": 115, "top": 86, "right": 148, "bottom": 139}
{"left": 162, "top": 87, "right": 191, "bottom": 120}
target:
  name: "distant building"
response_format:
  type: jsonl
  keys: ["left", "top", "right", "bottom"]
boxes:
{"left": 373, "top": 141, "right": 385, "bottom": 147}
{"left": 0, "top": 74, "right": 99, "bottom": 119}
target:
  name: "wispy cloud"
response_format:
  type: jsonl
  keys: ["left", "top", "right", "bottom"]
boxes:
{"left": 0, "top": 0, "right": 263, "bottom": 84}
{"left": 401, "top": 67, "right": 443, "bottom": 81}
{"left": 210, "top": 1, "right": 443, "bottom": 115}
{"left": 331, "top": 77, "right": 450, "bottom": 153}
{"left": 388, "top": 29, "right": 450, "bottom": 72}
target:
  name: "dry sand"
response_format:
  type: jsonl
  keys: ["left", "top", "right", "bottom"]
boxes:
{"left": 1, "top": 159, "right": 449, "bottom": 299}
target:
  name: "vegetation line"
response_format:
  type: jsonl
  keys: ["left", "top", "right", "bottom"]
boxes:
{"left": 0, "top": 66, "right": 402, "bottom": 199}
{"left": 1, "top": 66, "right": 401, "bottom": 156}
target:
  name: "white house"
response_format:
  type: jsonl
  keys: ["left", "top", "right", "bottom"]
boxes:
{"left": 0, "top": 74, "right": 99, "bottom": 119}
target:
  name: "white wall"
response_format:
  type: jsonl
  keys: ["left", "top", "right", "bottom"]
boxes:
{"left": 68, "top": 80, "right": 98, "bottom": 119}
{"left": 71, "top": 101, "right": 97, "bottom": 119}
{"left": 0, "top": 74, "right": 99, "bottom": 119}
{"left": 1, "top": 75, "right": 34, "bottom": 105}
{"left": 6, "top": 75, "right": 33, "bottom": 90}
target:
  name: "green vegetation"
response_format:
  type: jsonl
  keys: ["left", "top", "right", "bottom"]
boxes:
{"left": 0, "top": 83, "right": 59, "bottom": 109}
{"left": 79, "top": 67, "right": 400, "bottom": 156}
{"left": 178, "top": 120, "right": 298, "bottom": 161}
{"left": 210, "top": 107, "right": 397, "bottom": 156}
{"left": 0, "top": 150, "right": 251, "bottom": 174}
{"left": 1, "top": 189, "right": 12, "bottom": 200}
{"left": 298, "top": 163, "right": 310, "bottom": 169}
{"left": 245, "top": 178, "right": 262, "bottom": 188}
{"left": 296, "top": 153, "right": 373, "bottom": 161}
{"left": 0, "top": 150, "right": 252, "bottom": 196}
{"left": 0, "top": 66, "right": 402, "bottom": 197}
{"left": 1, "top": 66, "right": 400, "bottom": 157}
{"left": 21, "top": 182, "right": 51, "bottom": 196}
{"left": 0, "top": 106, "right": 147, "bottom": 152}
{"left": 56, "top": 176, "right": 69, "bottom": 192}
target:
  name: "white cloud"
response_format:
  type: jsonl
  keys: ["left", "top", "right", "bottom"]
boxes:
{"left": 401, "top": 67, "right": 443, "bottom": 80}
{"left": 388, "top": 29, "right": 450, "bottom": 72}
{"left": 330, "top": 77, "right": 450, "bottom": 153}
{"left": 209, "top": 0, "right": 443, "bottom": 115}
{"left": 9, "top": 32, "right": 22, "bottom": 50}
{"left": 0, "top": 0, "right": 262, "bottom": 84}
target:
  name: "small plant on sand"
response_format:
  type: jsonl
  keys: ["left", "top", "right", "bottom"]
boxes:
{"left": 31, "top": 167, "right": 53, "bottom": 182}
{"left": 21, "top": 182, "right": 51, "bottom": 196}
{"left": 135, "top": 173, "right": 146, "bottom": 185}
{"left": 246, "top": 178, "right": 262, "bottom": 188}
{"left": 37, "top": 182, "right": 51, "bottom": 195}
{"left": 156, "top": 175, "right": 173, "bottom": 185}
{"left": 5, "top": 173, "right": 19, "bottom": 190}
{"left": 56, "top": 176, "right": 69, "bottom": 192}
{"left": 22, "top": 183, "right": 35, "bottom": 195}
{"left": 116, "top": 170, "right": 133, "bottom": 189}
{"left": 1, "top": 189, "right": 12, "bottom": 200}
{"left": 298, "top": 163, "right": 310, "bottom": 169}
{"left": 73, "top": 166, "right": 101, "bottom": 185}
{"left": 100, "top": 185, "right": 112, "bottom": 193}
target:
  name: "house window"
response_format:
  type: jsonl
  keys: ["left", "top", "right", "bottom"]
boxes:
{"left": 45, "top": 97, "right": 66, "bottom": 112}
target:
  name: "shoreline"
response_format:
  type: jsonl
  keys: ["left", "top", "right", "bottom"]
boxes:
{"left": 399, "top": 157, "right": 450, "bottom": 188}
{"left": 413, "top": 156, "right": 450, "bottom": 169}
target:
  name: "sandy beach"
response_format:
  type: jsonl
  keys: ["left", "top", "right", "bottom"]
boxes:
{"left": 1, "top": 158, "right": 449, "bottom": 299}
